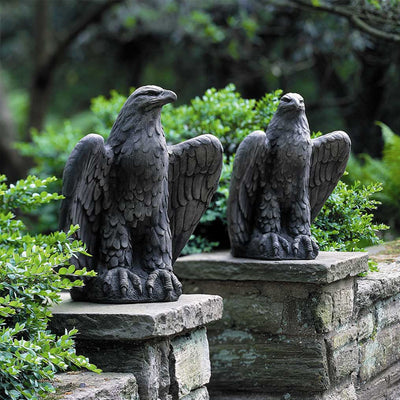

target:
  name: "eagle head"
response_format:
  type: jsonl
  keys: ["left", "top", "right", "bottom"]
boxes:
{"left": 108, "top": 85, "right": 177, "bottom": 142}
{"left": 278, "top": 93, "right": 305, "bottom": 114}
{"left": 126, "top": 85, "right": 177, "bottom": 114}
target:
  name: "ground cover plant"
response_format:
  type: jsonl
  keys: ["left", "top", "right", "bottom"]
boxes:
{"left": 17, "top": 85, "right": 388, "bottom": 256}
{"left": 0, "top": 175, "right": 99, "bottom": 400}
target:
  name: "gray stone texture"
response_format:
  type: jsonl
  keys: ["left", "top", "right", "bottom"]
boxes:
{"left": 171, "top": 328, "right": 211, "bottom": 398}
{"left": 175, "top": 253, "right": 400, "bottom": 399}
{"left": 357, "top": 359, "right": 400, "bottom": 400}
{"left": 356, "top": 261, "right": 400, "bottom": 309}
{"left": 175, "top": 251, "right": 368, "bottom": 283}
{"left": 50, "top": 294, "right": 222, "bottom": 400}
{"left": 210, "top": 382, "right": 357, "bottom": 400}
{"left": 51, "top": 371, "right": 139, "bottom": 400}
{"left": 50, "top": 293, "right": 223, "bottom": 340}
{"left": 209, "top": 334, "right": 330, "bottom": 392}
{"left": 181, "top": 387, "right": 209, "bottom": 400}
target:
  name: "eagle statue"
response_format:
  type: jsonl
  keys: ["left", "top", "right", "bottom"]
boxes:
{"left": 227, "top": 93, "right": 351, "bottom": 260}
{"left": 60, "top": 85, "right": 223, "bottom": 303}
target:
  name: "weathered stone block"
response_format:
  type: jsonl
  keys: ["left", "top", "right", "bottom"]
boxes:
{"left": 50, "top": 293, "right": 222, "bottom": 340}
{"left": 314, "top": 292, "right": 334, "bottom": 333}
{"left": 359, "top": 325, "right": 400, "bottom": 382}
{"left": 183, "top": 279, "right": 324, "bottom": 336}
{"left": 314, "top": 279, "right": 354, "bottom": 332}
{"left": 357, "top": 311, "right": 375, "bottom": 342}
{"left": 50, "top": 293, "right": 222, "bottom": 400}
{"left": 171, "top": 328, "right": 210, "bottom": 398}
{"left": 51, "top": 372, "right": 139, "bottom": 400}
{"left": 321, "top": 382, "right": 357, "bottom": 400}
{"left": 356, "top": 262, "right": 400, "bottom": 309}
{"left": 328, "top": 340, "right": 358, "bottom": 382}
{"left": 175, "top": 251, "right": 368, "bottom": 284}
{"left": 181, "top": 387, "right": 209, "bottom": 400}
{"left": 75, "top": 338, "right": 171, "bottom": 400}
{"left": 357, "top": 359, "right": 400, "bottom": 400}
{"left": 330, "top": 280, "right": 354, "bottom": 326}
{"left": 376, "top": 294, "right": 400, "bottom": 329}
{"left": 208, "top": 333, "right": 330, "bottom": 392}
{"left": 327, "top": 325, "right": 357, "bottom": 350}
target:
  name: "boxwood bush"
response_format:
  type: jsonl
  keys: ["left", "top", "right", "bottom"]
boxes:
{"left": 0, "top": 175, "right": 99, "bottom": 400}
{"left": 16, "top": 85, "right": 387, "bottom": 254}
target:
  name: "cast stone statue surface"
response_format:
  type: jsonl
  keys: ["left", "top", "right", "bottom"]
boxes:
{"left": 227, "top": 93, "right": 351, "bottom": 260}
{"left": 60, "top": 85, "right": 223, "bottom": 303}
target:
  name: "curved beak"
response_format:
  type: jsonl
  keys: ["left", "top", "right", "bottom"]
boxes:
{"left": 159, "top": 89, "right": 177, "bottom": 105}
{"left": 295, "top": 98, "right": 305, "bottom": 111}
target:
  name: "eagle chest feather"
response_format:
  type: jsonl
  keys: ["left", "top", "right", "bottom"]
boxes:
{"left": 114, "top": 128, "right": 169, "bottom": 222}
{"left": 269, "top": 128, "right": 312, "bottom": 197}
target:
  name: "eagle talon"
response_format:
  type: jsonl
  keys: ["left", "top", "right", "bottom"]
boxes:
{"left": 145, "top": 269, "right": 182, "bottom": 301}
{"left": 260, "top": 232, "right": 289, "bottom": 258}
{"left": 292, "top": 235, "right": 318, "bottom": 259}
{"left": 102, "top": 267, "right": 142, "bottom": 298}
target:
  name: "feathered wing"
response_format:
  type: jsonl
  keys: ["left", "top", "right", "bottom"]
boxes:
{"left": 227, "top": 131, "right": 269, "bottom": 251}
{"left": 60, "top": 133, "right": 113, "bottom": 269}
{"left": 309, "top": 130, "right": 351, "bottom": 222}
{"left": 168, "top": 134, "right": 223, "bottom": 263}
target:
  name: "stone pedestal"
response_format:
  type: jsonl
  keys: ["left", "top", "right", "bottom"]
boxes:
{"left": 50, "top": 294, "right": 223, "bottom": 400}
{"left": 174, "top": 251, "right": 369, "bottom": 399}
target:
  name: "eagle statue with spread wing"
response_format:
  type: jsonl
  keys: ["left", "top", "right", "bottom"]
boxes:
{"left": 227, "top": 93, "right": 351, "bottom": 260}
{"left": 60, "top": 85, "right": 223, "bottom": 303}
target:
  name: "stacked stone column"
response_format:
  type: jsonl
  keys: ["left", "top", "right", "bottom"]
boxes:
{"left": 50, "top": 293, "right": 223, "bottom": 400}
{"left": 175, "top": 251, "right": 369, "bottom": 399}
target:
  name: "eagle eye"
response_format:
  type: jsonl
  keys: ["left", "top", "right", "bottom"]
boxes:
{"left": 145, "top": 90, "right": 161, "bottom": 96}
{"left": 281, "top": 97, "right": 291, "bottom": 103}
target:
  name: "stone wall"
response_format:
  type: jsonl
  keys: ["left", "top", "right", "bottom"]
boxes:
{"left": 50, "top": 294, "right": 223, "bottom": 400}
{"left": 174, "top": 251, "right": 400, "bottom": 399}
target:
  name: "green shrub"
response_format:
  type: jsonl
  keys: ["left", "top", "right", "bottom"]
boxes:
{"left": 16, "top": 85, "right": 387, "bottom": 255}
{"left": 0, "top": 175, "right": 99, "bottom": 400}
{"left": 16, "top": 85, "right": 281, "bottom": 251}
{"left": 346, "top": 122, "right": 400, "bottom": 231}
{"left": 311, "top": 180, "right": 388, "bottom": 252}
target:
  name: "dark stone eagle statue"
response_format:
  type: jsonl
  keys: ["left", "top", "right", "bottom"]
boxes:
{"left": 60, "top": 85, "right": 223, "bottom": 303}
{"left": 227, "top": 93, "right": 351, "bottom": 260}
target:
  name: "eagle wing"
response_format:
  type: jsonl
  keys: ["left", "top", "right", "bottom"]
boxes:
{"left": 227, "top": 130, "right": 269, "bottom": 251}
{"left": 309, "top": 130, "right": 351, "bottom": 222}
{"left": 168, "top": 134, "right": 223, "bottom": 263}
{"left": 59, "top": 133, "right": 113, "bottom": 269}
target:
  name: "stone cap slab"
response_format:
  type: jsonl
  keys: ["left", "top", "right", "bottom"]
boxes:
{"left": 50, "top": 371, "right": 138, "bottom": 400}
{"left": 50, "top": 293, "right": 223, "bottom": 341}
{"left": 174, "top": 251, "right": 368, "bottom": 284}
{"left": 356, "top": 261, "right": 400, "bottom": 309}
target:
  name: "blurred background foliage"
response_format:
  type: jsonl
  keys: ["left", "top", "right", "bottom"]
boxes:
{"left": 1, "top": 0, "right": 400, "bottom": 245}
{"left": 14, "top": 85, "right": 390, "bottom": 254}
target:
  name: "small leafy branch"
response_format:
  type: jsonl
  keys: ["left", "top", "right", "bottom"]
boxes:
{"left": 0, "top": 175, "right": 99, "bottom": 400}
{"left": 311, "top": 180, "right": 388, "bottom": 251}
{"left": 15, "top": 86, "right": 389, "bottom": 256}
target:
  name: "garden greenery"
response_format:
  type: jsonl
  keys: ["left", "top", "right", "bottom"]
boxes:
{"left": 17, "top": 85, "right": 387, "bottom": 254}
{"left": 346, "top": 122, "right": 400, "bottom": 230}
{"left": 0, "top": 175, "right": 99, "bottom": 400}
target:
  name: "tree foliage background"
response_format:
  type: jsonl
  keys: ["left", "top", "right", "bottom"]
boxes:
{"left": 1, "top": 0, "right": 400, "bottom": 224}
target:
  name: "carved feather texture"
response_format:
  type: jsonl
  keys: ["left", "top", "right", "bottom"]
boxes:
{"left": 168, "top": 134, "right": 223, "bottom": 263}
{"left": 227, "top": 130, "right": 268, "bottom": 248}
{"left": 227, "top": 93, "right": 351, "bottom": 260}
{"left": 59, "top": 134, "right": 113, "bottom": 270}
{"left": 309, "top": 131, "right": 351, "bottom": 222}
{"left": 60, "top": 85, "right": 224, "bottom": 304}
